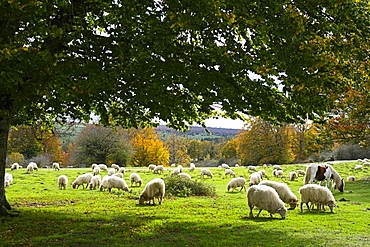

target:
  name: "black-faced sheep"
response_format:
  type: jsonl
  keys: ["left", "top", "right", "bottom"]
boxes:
{"left": 139, "top": 178, "right": 165, "bottom": 205}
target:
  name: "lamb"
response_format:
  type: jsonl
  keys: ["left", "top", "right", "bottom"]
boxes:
{"left": 289, "top": 171, "right": 298, "bottom": 181}
{"left": 101, "top": 176, "right": 130, "bottom": 193}
{"left": 225, "top": 168, "right": 236, "bottom": 178}
{"left": 98, "top": 164, "right": 108, "bottom": 171}
{"left": 259, "top": 180, "right": 298, "bottom": 210}
{"left": 227, "top": 177, "right": 246, "bottom": 192}
{"left": 52, "top": 162, "right": 60, "bottom": 171}
{"left": 139, "top": 178, "right": 165, "bottom": 205}
{"left": 248, "top": 166, "right": 257, "bottom": 172}
{"left": 189, "top": 163, "right": 196, "bottom": 172}
{"left": 57, "top": 175, "right": 68, "bottom": 190}
{"left": 299, "top": 184, "right": 337, "bottom": 213}
{"left": 4, "top": 172, "right": 13, "bottom": 188}
{"left": 148, "top": 164, "right": 156, "bottom": 171}
{"left": 93, "top": 166, "right": 101, "bottom": 176}
{"left": 200, "top": 168, "right": 213, "bottom": 179}
{"left": 178, "top": 172, "right": 191, "bottom": 180}
{"left": 247, "top": 185, "right": 287, "bottom": 219}
{"left": 153, "top": 165, "right": 164, "bottom": 174}
{"left": 89, "top": 175, "right": 101, "bottom": 190}
{"left": 10, "top": 162, "right": 21, "bottom": 171}
{"left": 72, "top": 173, "right": 93, "bottom": 189}
{"left": 111, "top": 163, "right": 120, "bottom": 171}
{"left": 118, "top": 167, "right": 126, "bottom": 175}
{"left": 130, "top": 172, "right": 142, "bottom": 187}
{"left": 108, "top": 168, "right": 116, "bottom": 176}
{"left": 346, "top": 175, "right": 356, "bottom": 182}
{"left": 248, "top": 172, "right": 262, "bottom": 187}
{"left": 171, "top": 167, "right": 181, "bottom": 176}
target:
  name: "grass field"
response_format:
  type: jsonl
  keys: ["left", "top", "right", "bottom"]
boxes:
{"left": 1, "top": 161, "right": 370, "bottom": 247}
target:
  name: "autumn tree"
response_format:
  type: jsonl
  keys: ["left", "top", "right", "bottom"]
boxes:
{"left": 130, "top": 128, "right": 170, "bottom": 167}
{"left": 221, "top": 138, "right": 239, "bottom": 160}
{"left": 1, "top": 0, "right": 369, "bottom": 216}
{"left": 165, "top": 135, "right": 191, "bottom": 166}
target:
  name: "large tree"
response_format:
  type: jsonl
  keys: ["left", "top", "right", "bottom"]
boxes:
{"left": 0, "top": 1, "right": 369, "bottom": 215}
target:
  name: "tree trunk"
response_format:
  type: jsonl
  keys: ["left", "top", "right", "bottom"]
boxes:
{"left": 0, "top": 111, "right": 12, "bottom": 216}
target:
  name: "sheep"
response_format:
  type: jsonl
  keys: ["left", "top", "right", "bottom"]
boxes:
{"left": 221, "top": 163, "right": 230, "bottom": 169}
{"left": 52, "top": 162, "right": 60, "bottom": 171}
{"left": 26, "top": 163, "right": 35, "bottom": 173}
{"left": 363, "top": 161, "right": 370, "bottom": 167}
{"left": 57, "top": 175, "right": 68, "bottom": 190}
{"left": 289, "top": 171, "right": 298, "bottom": 181}
{"left": 177, "top": 165, "right": 183, "bottom": 173}
{"left": 248, "top": 166, "right": 257, "bottom": 172}
{"left": 273, "top": 164, "right": 282, "bottom": 170}
{"left": 10, "top": 163, "right": 21, "bottom": 171}
{"left": 227, "top": 177, "right": 246, "bottom": 192}
{"left": 272, "top": 169, "right": 283, "bottom": 177}
{"left": 148, "top": 164, "right": 156, "bottom": 171}
{"left": 354, "top": 165, "right": 363, "bottom": 171}
{"left": 153, "top": 165, "right": 164, "bottom": 174}
{"left": 189, "top": 163, "right": 196, "bottom": 172}
{"left": 130, "top": 172, "right": 142, "bottom": 187}
{"left": 111, "top": 163, "right": 120, "bottom": 171}
{"left": 171, "top": 163, "right": 176, "bottom": 167}
{"left": 248, "top": 172, "right": 262, "bottom": 187}
{"left": 118, "top": 167, "right": 126, "bottom": 175}
{"left": 102, "top": 176, "right": 130, "bottom": 193}
{"left": 93, "top": 166, "right": 101, "bottom": 176}
{"left": 98, "top": 164, "right": 108, "bottom": 171}
{"left": 113, "top": 173, "right": 123, "bottom": 178}
{"left": 299, "top": 184, "right": 337, "bottom": 213}
{"left": 91, "top": 163, "right": 98, "bottom": 170}
{"left": 99, "top": 175, "right": 111, "bottom": 191}
{"left": 200, "top": 168, "right": 213, "bottom": 179}
{"left": 4, "top": 172, "right": 13, "bottom": 188}
{"left": 139, "top": 178, "right": 165, "bottom": 205}
{"left": 108, "top": 168, "right": 116, "bottom": 176}
{"left": 225, "top": 168, "right": 236, "bottom": 178}
{"left": 258, "top": 169, "right": 266, "bottom": 178}
{"left": 259, "top": 180, "right": 298, "bottom": 210}
{"left": 235, "top": 164, "right": 240, "bottom": 167}
{"left": 346, "top": 175, "right": 356, "bottom": 182}
{"left": 178, "top": 172, "right": 191, "bottom": 180}
{"left": 171, "top": 167, "right": 181, "bottom": 176}
{"left": 72, "top": 173, "right": 93, "bottom": 189}
{"left": 297, "top": 170, "right": 306, "bottom": 176}
{"left": 89, "top": 175, "right": 101, "bottom": 190}
{"left": 247, "top": 185, "right": 287, "bottom": 219}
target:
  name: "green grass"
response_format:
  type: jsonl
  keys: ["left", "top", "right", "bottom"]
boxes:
{"left": 1, "top": 161, "right": 370, "bottom": 247}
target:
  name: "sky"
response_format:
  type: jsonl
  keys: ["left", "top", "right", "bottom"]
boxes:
{"left": 202, "top": 117, "right": 245, "bottom": 129}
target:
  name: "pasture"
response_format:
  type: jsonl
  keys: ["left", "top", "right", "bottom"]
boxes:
{"left": 1, "top": 161, "right": 370, "bottom": 247}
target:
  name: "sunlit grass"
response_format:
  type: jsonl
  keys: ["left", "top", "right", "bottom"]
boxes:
{"left": 1, "top": 161, "right": 369, "bottom": 246}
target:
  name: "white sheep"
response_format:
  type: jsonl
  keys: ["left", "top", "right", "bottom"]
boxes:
{"left": 299, "top": 184, "right": 337, "bottom": 213}
{"left": 273, "top": 164, "right": 282, "bottom": 170}
{"left": 354, "top": 165, "right": 363, "bottom": 171}
{"left": 248, "top": 172, "right": 262, "bottom": 187}
{"left": 247, "top": 185, "right": 287, "bottom": 219}
{"left": 178, "top": 172, "right": 191, "bottom": 180}
{"left": 200, "top": 168, "right": 213, "bottom": 179}
{"left": 248, "top": 166, "right": 257, "bottom": 172}
{"left": 111, "top": 164, "right": 120, "bottom": 171}
{"left": 108, "top": 168, "right": 116, "bottom": 176}
{"left": 72, "top": 173, "right": 93, "bottom": 189}
{"left": 139, "top": 178, "right": 165, "bottom": 205}
{"left": 177, "top": 165, "right": 183, "bottom": 173}
{"left": 153, "top": 165, "right": 164, "bottom": 174}
{"left": 346, "top": 175, "right": 356, "bottom": 182}
{"left": 102, "top": 176, "right": 130, "bottom": 193}
{"left": 89, "top": 175, "right": 101, "bottom": 190}
{"left": 235, "top": 164, "right": 240, "bottom": 167}
{"left": 221, "top": 163, "right": 230, "bottom": 169}
{"left": 272, "top": 169, "right": 283, "bottom": 177}
{"left": 189, "top": 163, "right": 196, "bottom": 172}
{"left": 98, "top": 164, "right": 108, "bottom": 171}
{"left": 93, "top": 166, "right": 101, "bottom": 176}
{"left": 118, "top": 167, "right": 126, "bottom": 174}
{"left": 57, "top": 175, "right": 68, "bottom": 190}
{"left": 289, "top": 171, "right": 298, "bottom": 181}
{"left": 113, "top": 173, "right": 123, "bottom": 178}
{"left": 363, "top": 161, "right": 370, "bottom": 167}
{"left": 130, "top": 172, "right": 142, "bottom": 187}
{"left": 227, "top": 177, "right": 246, "bottom": 192}
{"left": 171, "top": 167, "right": 181, "bottom": 176}
{"left": 52, "top": 162, "right": 60, "bottom": 171}
{"left": 4, "top": 172, "right": 13, "bottom": 188}
{"left": 99, "top": 175, "right": 111, "bottom": 191}
{"left": 258, "top": 169, "right": 266, "bottom": 177}
{"left": 297, "top": 170, "right": 306, "bottom": 176}
{"left": 91, "top": 163, "right": 98, "bottom": 170}
{"left": 148, "top": 164, "right": 156, "bottom": 171}
{"left": 225, "top": 168, "right": 236, "bottom": 177}
{"left": 10, "top": 163, "right": 21, "bottom": 171}
{"left": 259, "top": 180, "right": 298, "bottom": 210}
{"left": 27, "top": 162, "right": 38, "bottom": 173}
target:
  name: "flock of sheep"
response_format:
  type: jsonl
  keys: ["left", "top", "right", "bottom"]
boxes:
{"left": 4, "top": 160, "right": 364, "bottom": 219}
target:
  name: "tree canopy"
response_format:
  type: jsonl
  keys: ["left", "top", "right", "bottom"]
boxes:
{"left": 1, "top": 0, "right": 369, "bottom": 215}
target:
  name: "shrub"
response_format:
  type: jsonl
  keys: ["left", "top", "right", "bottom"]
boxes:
{"left": 163, "top": 176, "right": 216, "bottom": 197}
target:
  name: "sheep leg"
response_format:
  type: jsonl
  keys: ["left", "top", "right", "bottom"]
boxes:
{"left": 306, "top": 202, "right": 310, "bottom": 211}
{"left": 256, "top": 209, "right": 263, "bottom": 218}
{"left": 249, "top": 205, "right": 254, "bottom": 218}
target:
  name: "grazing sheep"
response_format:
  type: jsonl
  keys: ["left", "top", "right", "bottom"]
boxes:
{"left": 248, "top": 172, "right": 262, "bottom": 187}
{"left": 118, "top": 167, "right": 126, "bottom": 175}
{"left": 189, "top": 163, "right": 196, "bottom": 172}
{"left": 299, "top": 184, "right": 337, "bottom": 213}
{"left": 289, "top": 171, "right": 298, "bottom": 181}
{"left": 113, "top": 173, "right": 123, "bottom": 178}
{"left": 139, "top": 178, "right": 165, "bottom": 205}
{"left": 258, "top": 169, "right": 266, "bottom": 178}
{"left": 200, "top": 168, "right": 213, "bottom": 179}
{"left": 177, "top": 165, "right": 183, "bottom": 173}
{"left": 130, "top": 172, "right": 142, "bottom": 187}
{"left": 171, "top": 163, "right": 176, "bottom": 167}
{"left": 10, "top": 163, "right": 21, "bottom": 171}
{"left": 171, "top": 167, "right": 181, "bottom": 176}
{"left": 354, "top": 165, "right": 363, "bottom": 171}
{"left": 221, "top": 163, "right": 230, "bottom": 169}
{"left": 247, "top": 185, "right": 287, "bottom": 219}
{"left": 4, "top": 173, "right": 13, "bottom": 188}
{"left": 99, "top": 175, "right": 111, "bottom": 191}
{"left": 93, "top": 166, "right": 101, "bottom": 176}
{"left": 225, "top": 168, "right": 236, "bottom": 178}
{"left": 178, "top": 172, "right": 191, "bottom": 180}
{"left": 297, "top": 170, "right": 306, "bottom": 176}
{"left": 91, "top": 163, "right": 98, "bottom": 170}
{"left": 27, "top": 162, "right": 38, "bottom": 173}
{"left": 102, "top": 176, "right": 130, "bottom": 193}
{"left": 235, "top": 164, "right": 240, "bottom": 167}
{"left": 248, "top": 166, "right": 257, "bottom": 172}
{"left": 273, "top": 169, "right": 283, "bottom": 177}
{"left": 259, "top": 180, "right": 298, "bottom": 210}
{"left": 346, "top": 175, "right": 356, "bottom": 182}
{"left": 227, "top": 177, "right": 246, "bottom": 192}
{"left": 57, "top": 175, "right": 68, "bottom": 190}
{"left": 108, "top": 168, "right": 116, "bottom": 176}
{"left": 98, "top": 164, "right": 108, "bottom": 171}
{"left": 52, "top": 162, "right": 60, "bottom": 171}
{"left": 89, "top": 175, "right": 101, "bottom": 190}
{"left": 111, "top": 164, "right": 120, "bottom": 171}
{"left": 72, "top": 173, "right": 93, "bottom": 189}
{"left": 273, "top": 164, "right": 282, "bottom": 170}
{"left": 153, "top": 165, "right": 164, "bottom": 174}
{"left": 148, "top": 164, "right": 156, "bottom": 171}
{"left": 363, "top": 161, "right": 370, "bottom": 167}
